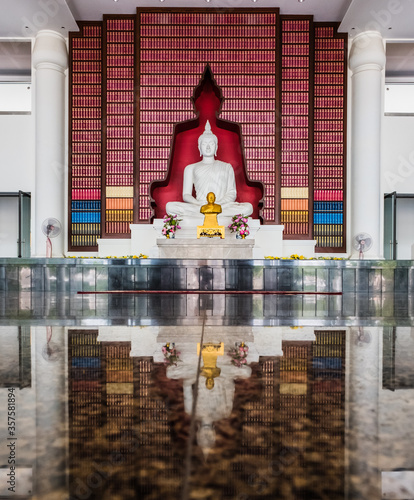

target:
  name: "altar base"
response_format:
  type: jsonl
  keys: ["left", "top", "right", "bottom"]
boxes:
{"left": 97, "top": 221, "right": 316, "bottom": 259}
{"left": 157, "top": 237, "right": 255, "bottom": 259}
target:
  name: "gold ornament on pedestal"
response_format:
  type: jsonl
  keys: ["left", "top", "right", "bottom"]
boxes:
{"left": 197, "top": 192, "right": 225, "bottom": 238}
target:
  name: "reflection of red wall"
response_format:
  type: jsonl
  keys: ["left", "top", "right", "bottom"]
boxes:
{"left": 151, "top": 68, "right": 264, "bottom": 220}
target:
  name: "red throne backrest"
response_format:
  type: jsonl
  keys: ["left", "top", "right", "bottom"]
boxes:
{"left": 150, "top": 66, "right": 264, "bottom": 220}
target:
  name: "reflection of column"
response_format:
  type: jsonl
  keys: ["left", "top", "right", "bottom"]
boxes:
{"left": 349, "top": 32, "right": 385, "bottom": 259}
{"left": 347, "top": 327, "right": 381, "bottom": 498}
{"left": 34, "top": 326, "right": 67, "bottom": 496}
{"left": 32, "top": 31, "right": 68, "bottom": 257}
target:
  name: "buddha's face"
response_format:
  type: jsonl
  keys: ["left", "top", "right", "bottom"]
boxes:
{"left": 207, "top": 192, "right": 215, "bottom": 204}
{"left": 197, "top": 423, "right": 215, "bottom": 449}
{"left": 205, "top": 377, "right": 215, "bottom": 390}
{"left": 199, "top": 137, "right": 217, "bottom": 158}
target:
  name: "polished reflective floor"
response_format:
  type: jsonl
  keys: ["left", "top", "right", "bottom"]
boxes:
{"left": 1, "top": 292, "right": 414, "bottom": 500}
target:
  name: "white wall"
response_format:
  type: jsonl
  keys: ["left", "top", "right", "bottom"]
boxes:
{"left": 0, "top": 115, "right": 34, "bottom": 192}
{"left": 0, "top": 114, "right": 34, "bottom": 257}
{"left": 0, "top": 197, "right": 19, "bottom": 257}
{"left": 382, "top": 115, "right": 414, "bottom": 259}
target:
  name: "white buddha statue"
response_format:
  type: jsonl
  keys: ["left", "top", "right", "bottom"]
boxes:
{"left": 166, "top": 121, "right": 253, "bottom": 219}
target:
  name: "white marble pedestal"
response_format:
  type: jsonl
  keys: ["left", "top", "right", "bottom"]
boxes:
{"left": 157, "top": 237, "right": 255, "bottom": 259}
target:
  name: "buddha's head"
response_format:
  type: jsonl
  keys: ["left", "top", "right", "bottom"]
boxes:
{"left": 206, "top": 192, "right": 216, "bottom": 204}
{"left": 197, "top": 422, "right": 215, "bottom": 459}
{"left": 205, "top": 377, "right": 215, "bottom": 390}
{"left": 198, "top": 120, "right": 218, "bottom": 157}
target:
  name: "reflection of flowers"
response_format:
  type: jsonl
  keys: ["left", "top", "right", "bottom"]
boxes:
{"left": 227, "top": 342, "right": 249, "bottom": 367}
{"left": 228, "top": 214, "right": 250, "bottom": 237}
{"left": 162, "top": 214, "right": 182, "bottom": 238}
{"left": 265, "top": 255, "right": 344, "bottom": 260}
{"left": 162, "top": 343, "right": 181, "bottom": 366}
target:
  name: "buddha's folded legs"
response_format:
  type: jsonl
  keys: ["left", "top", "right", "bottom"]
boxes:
{"left": 166, "top": 201, "right": 202, "bottom": 216}
{"left": 166, "top": 201, "right": 253, "bottom": 218}
{"left": 220, "top": 202, "right": 253, "bottom": 217}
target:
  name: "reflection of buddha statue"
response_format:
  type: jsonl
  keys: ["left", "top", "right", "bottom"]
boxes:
{"left": 166, "top": 341, "right": 251, "bottom": 459}
{"left": 166, "top": 121, "right": 253, "bottom": 218}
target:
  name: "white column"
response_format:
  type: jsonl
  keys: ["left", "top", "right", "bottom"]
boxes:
{"left": 34, "top": 326, "right": 68, "bottom": 497}
{"left": 349, "top": 31, "right": 385, "bottom": 259}
{"left": 32, "top": 30, "right": 67, "bottom": 257}
{"left": 346, "top": 327, "right": 381, "bottom": 498}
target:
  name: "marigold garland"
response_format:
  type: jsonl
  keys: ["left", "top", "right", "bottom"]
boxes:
{"left": 265, "top": 255, "right": 344, "bottom": 260}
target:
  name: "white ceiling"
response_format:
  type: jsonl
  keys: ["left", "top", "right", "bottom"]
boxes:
{"left": 1, "top": 0, "right": 414, "bottom": 40}
{"left": 339, "top": 0, "right": 414, "bottom": 40}
{"left": 0, "top": 0, "right": 77, "bottom": 38}
{"left": 66, "top": 0, "right": 352, "bottom": 25}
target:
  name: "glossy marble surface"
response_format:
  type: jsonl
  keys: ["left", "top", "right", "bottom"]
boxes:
{"left": 0, "top": 290, "right": 412, "bottom": 326}
{"left": 0, "top": 291, "right": 413, "bottom": 500}
{"left": 2, "top": 259, "right": 414, "bottom": 295}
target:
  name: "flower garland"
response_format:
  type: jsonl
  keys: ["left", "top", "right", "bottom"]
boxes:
{"left": 162, "top": 343, "right": 181, "bottom": 367}
{"left": 162, "top": 214, "right": 182, "bottom": 238}
{"left": 265, "top": 254, "right": 344, "bottom": 260}
{"left": 227, "top": 342, "right": 249, "bottom": 367}
{"left": 228, "top": 214, "right": 250, "bottom": 237}
{"left": 65, "top": 254, "right": 148, "bottom": 259}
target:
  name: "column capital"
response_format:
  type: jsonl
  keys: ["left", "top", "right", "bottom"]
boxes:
{"left": 32, "top": 30, "right": 67, "bottom": 73}
{"left": 349, "top": 31, "right": 386, "bottom": 74}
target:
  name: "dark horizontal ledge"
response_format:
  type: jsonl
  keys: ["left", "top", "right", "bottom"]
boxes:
{"left": 77, "top": 290, "right": 342, "bottom": 295}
